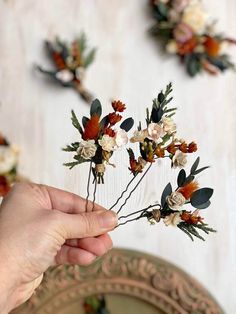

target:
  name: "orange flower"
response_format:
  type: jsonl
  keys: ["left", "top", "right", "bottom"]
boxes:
{"left": 178, "top": 181, "right": 199, "bottom": 199}
{"left": 188, "top": 142, "right": 197, "bottom": 153}
{"left": 129, "top": 159, "right": 143, "bottom": 175}
{"left": 204, "top": 36, "right": 220, "bottom": 58}
{"left": 112, "top": 100, "right": 126, "bottom": 112}
{"left": 179, "top": 142, "right": 188, "bottom": 153}
{"left": 108, "top": 112, "right": 122, "bottom": 125}
{"left": 0, "top": 176, "right": 10, "bottom": 197}
{"left": 181, "top": 211, "right": 204, "bottom": 225}
{"left": 82, "top": 115, "right": 100, "bottom": 140}
{"left": 178, "top": 37, "right": 197, "bottom": 55}
{"left": 104, "top": 127, "right": 116, "bottom": 137}
{"left": 52, "top": 52, "right": 66, "bottom": 70}
{"left": 155, "top": 147, "right": 165, "bottom": 158}
{"left": 167, "top": 143, "right": 177, "bottom": 155}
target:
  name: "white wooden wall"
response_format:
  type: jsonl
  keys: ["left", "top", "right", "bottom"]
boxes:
{"left": 0, "top": 0, "right": 236, "bottom": 312}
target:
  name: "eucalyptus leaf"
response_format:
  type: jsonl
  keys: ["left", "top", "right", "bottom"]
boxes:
{"left": 120, "top": 117, "right": 134, "bottom": 132}
{"left": 177, "top": 169, "right": 186, "bottom": 187}
{"left": 161, "top": 183, "right": 172, "bottom": 208}
{"left": 193, "top": 166, "right": 210, "bottom": 175}
{"left": 90, "top": 99, "right": 102, "bottom": 117}
{"left": 191, "top": 188, "right": 214, "bottom": 208}
{"left": 184, "top": 175, "right": 195, "bottom": 185}
{"left": 82, "top": 116, "right": 89, "bottom": 128}
{"left": 191, "top": 157, "right": 200, "bottom": 174}
{"left": 198, "top": 200, "right": 211, "bottom": 209}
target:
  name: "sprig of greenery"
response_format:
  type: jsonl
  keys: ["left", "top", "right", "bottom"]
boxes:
{"left": 178, "top": 222, "right": 216, "bottom": 241}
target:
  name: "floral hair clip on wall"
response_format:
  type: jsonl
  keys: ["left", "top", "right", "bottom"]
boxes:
{"left": 36, "top": 33, "right": 96, "bottom": 103}
{"left": 64, "top": 83, "right": 216, "bottom": 241}
{"left": 150, "top": 0, "right": 236, "bottom": 76}
{"left": 0, "top": 133, "right": 19, "bottom": 197}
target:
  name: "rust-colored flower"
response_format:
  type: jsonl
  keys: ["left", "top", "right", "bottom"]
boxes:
{"left": 108, "top": 112, "right": 122, "bottom": 126}
{"left": 181, "top": 211, "right": 204, "bottom": 225}
{"left": 52, "top": 52, "right": 66, "bottom": 70}
{"left": 104, "top": 127, "right": 116, "bottom": 137}
{"left": 0, "top": 134, "right": 8, "bottom": 146}
{"left": 155, "top": 147, "right": 165, "bottom": 158}
{"left": 178, "top": 37, "right": 197, "bottom": 55}
{"left": 129, "top": 159, "right": 143, "bottom": 175}
{"left": 179, "top": 142, "right": 188, "bottom": 153}
{"left": 0, "top": 175, "right": 10, "bottom": 197}
{"left": 82, "top": 115, "right": 100, "bottom": 140}
{"left": 188, "top": 141, "right": 198, "bottom": 153}
{"left": 204, "top": 36, "right": 220, "bottom": 57}
{"left": 178, "top": 181, "right": 199, "bottom": 199}
{"left": 167, "top": 143, "right": 177, "bottom": 155}
{"left": 112, "top": 100, "right": 126, "bottom": 112}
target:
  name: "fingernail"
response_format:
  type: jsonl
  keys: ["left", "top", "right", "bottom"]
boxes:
{"left": 99, "top": 211, "right": 118, "bottom": 229}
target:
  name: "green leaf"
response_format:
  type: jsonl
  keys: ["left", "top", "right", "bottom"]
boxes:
{"left": 62, "top": 145, "right": 77, "bottom": 152}
{"left": 161, "top": 183, "right": 172, "bottom": 208}
{"left": 63, "top": 161, "right": 79, "bottom": 169}
{"left": 177, "top": 169, "right": 186, "bottom": 187}
{"left": 77, "top": 32, "right": 87, "bottom": 55}
{"left": 127, "top": 148, "right": 135, "bottom": 160}
{"left": 190, "top": 188, "right": 214, "bottom": 208}
{"left": 193, "top": 166, "right": 210, "bottom": 175}
{"left": 83, "top": 48, "right": 96, "bottom": 68}
{"left": 198, "top": 200, "right": 211, "bottom": 209}
{"left": 71, "top": 110, "right": 83, "bottom": 135}
{"left": 82, "top": 116, "right": 89, "bottom": 128}
{"left": 184, "top": 175, "right": 195, "bottom": 185}
{"left": 120, "top": 118, "right": 134, "bottom": 132}
{"left": 191, "top": 157, "right": 200, "bottom": 174}
{"left": 158, "top": 92, "right": 165, "bottom": 103}
{"left": 100, "top": 115, "right": 109, "bottom": 129}
{"left": 185, "top": 54, "right": 202, "bottom": 77}
{"left": 151, "top": 107, "right": 163, "bottom": 123}
{"left": 90, "top": 99, "right": 102, "bottom": 117}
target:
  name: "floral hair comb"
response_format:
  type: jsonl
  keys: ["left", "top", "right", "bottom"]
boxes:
{"left": 36, "top": 33, "right": 96, "bottom": 102}
{"left": 150, "top": 0, "right": 236, "bottom": 76}
{"left": 64, "top": 83, "right": 216, "bottom": 241}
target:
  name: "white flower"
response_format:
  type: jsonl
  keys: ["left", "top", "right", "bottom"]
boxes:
{"left": 55, "top": 69, "right": 74, "bottom": 83}
{"left": 172, "top": 150, "right": 187, "bottom": 168}
{"left": 115, "top": 129, "right": 128, "bottom": 148}
{"left": 166, "top": 192, "right": 186, "bottom": 210}
{"left": 166, "top": 40, "right": 178, "bottom": 54}
{"left": 0, "top": 146, "right": 18, "bottom": 174}
{"left": 98, "top": 135, "right": 116, "bottom": 152}
{"left": 147, "top": 123, "right": 165, "bottom": 142}
{"left": 162, "top": 117, "right": 177, "bottom": 134}
{"left": 163, "top": 212, "right": 182, "bottom": 226}
{"left": 75, "top": 67, "right": 85, "bottom": 80}
{"left": 182, "top": 2, "right": 208, "bottom": 34}
{"left": 130, "top": 130, "right": 148, "bottom": 143}
{"left": 77, "top": 140, "right": 97, "bottom": 160}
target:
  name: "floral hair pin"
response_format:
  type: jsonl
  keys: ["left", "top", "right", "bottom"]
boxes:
{"left": 149, "top": 0, "right": 236, "bottom": 76}
{"left": 36, "top": 33, "right": 96, "bottom": 102}
{"left": 64, "top": 83, "right": 216, "bottom": 240}
{"left": 0, "top": 133, "right": 19, "bottom": 197}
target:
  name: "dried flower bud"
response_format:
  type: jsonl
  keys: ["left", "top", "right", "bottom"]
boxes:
{"left": 95, "top": 163, "right": 106, "bottom": 174}
{"left": 151, "top": 209, "right": 161, "bottom": 222}
{"left": 112, "top": 100, "right": 126, "bottom": 112}
{"left": 167, "top": 143, "right": 177, "bottom": 155}
{"left": 108, "top": 112, "right": 122, "bottom": 125}
{"left": 155, "top": 147, "right": 165, "bottom": 158}
{"left": 179, "top": 142, "right": 188, "bottom": 153}
{"left": 188, "top": 142, "right": 198, "bottom": 153}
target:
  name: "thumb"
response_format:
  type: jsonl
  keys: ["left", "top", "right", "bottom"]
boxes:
{"left": 56, "top": 210, "right": 118, "bottom": 239}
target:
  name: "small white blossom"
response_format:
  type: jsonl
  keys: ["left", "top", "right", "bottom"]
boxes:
{"left": 172, "top": 150, "right": 187, "bottom": 168}
{"left": 166, "top": 40, "right": 178, "bottom": 54}
{"left": 55, "top": 69, "right": 74, "bottom": 83}
{"left": 75, "top": 67, "right": 85, "bottom": 80}
{"left": 0, "top": 146, "right": 18, "bottom": 174}
{"left": 147, "top": 123, "right": 165, "bottom": 142}
{"left": 77, "top": 140, "right": 97, "bottom": 160}
{"left": 162, "top": 117, "right": 177, "bottom": 134}
{"left": 115, "top": 129, "right": 128, "bottom": 147}
{"left": 163, "top": 212, "right": 182, "bottom": 226}
{"left": 166, "top": 191, "right": 186, "bottom": 210}
{"left": 98, "top": 135, "right": 116, "bottom": 152}
{"left": 182, "top": 2, "right": 208, "bottom": 34}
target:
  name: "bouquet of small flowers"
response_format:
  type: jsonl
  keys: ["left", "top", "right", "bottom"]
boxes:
{"left": 64, "top": 83, "right": 216, "bottom": 241}
{"left": 36, "top": 33, "right": 96, "bottom": 102}
{"left": 150, "top": 0, "right": 236, "bottom": 76}
{"left": 0, "top": 133, "right": 19, "bottom": 197}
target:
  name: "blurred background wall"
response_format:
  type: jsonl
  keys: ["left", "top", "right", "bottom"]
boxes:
{"left": 0, "top": 0, "right": 236, "bottom": 312}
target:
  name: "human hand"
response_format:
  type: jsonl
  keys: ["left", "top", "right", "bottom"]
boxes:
{"left": 0, "top": 183, "right": 117, "bottom": 313}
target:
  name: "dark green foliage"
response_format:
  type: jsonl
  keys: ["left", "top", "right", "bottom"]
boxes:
{"left": 177, "top": 169, "right": 186, "bottom": 187}
{"left": 185, "top": 54, "right": 202, "bottom": 77}
{"left": 178, "top": 222, "right": 216, "bottom": 241}
{"left": 190, "top": 188, "right": 214, "bottom": 208}
{"left": 161, "top": 183, "right": 172, "bottom": 207}
{"left": 82, "top": 116, "right": 89, "bottom": 128}
{"left": 71, "top": 110, "right": 83, "bottom": 135}
{"left": 90, "top": 99, "right": 102, "bottom": 117}
{"left": 120, "top": 117, "right": 134, "bottom": 132}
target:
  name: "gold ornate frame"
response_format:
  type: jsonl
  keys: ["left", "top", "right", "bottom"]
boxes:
{"left": 12, "top": 248, "right": 223, "bottom": 314}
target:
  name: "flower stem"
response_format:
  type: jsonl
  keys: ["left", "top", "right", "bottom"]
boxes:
{"left": 117, "top": 163, "right": 153, "bottom": 215}
{"left": 92, "top": 176, "right": 98, "bottom": 211}
{"left": 117, "top": 215, "right": 146, "bottom": 227}
{"left": 118, "top": 204, "right": 160, "bottom": 220}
